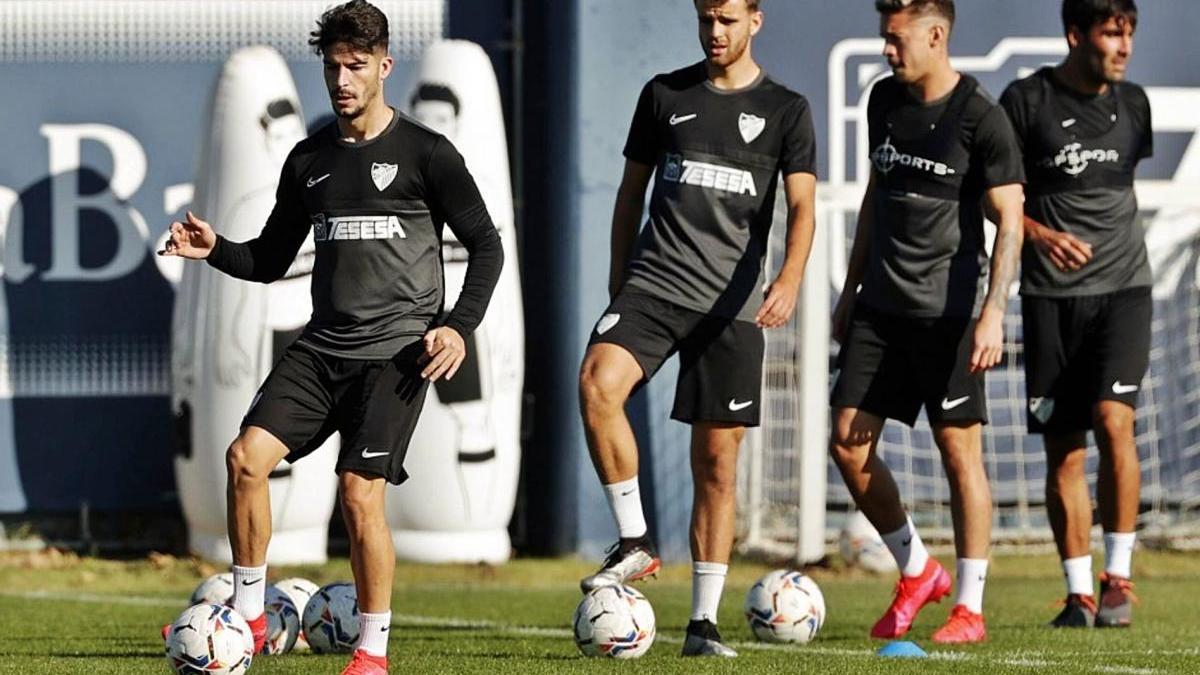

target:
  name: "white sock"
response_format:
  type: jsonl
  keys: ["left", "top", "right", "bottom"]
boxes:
{"left": 231, "top": 564, "right": 266, "bottom": 620}
{"left": 602, "top": 477, "right": 648, "bottom": 539}
{"left": 954, "top": 558, "right": 988, "bottom": 614}
{"left": 880, "top": 516, "right": 930, "bottom": 577}
{"left": 1062, "top": 555, "right": 1094, "bottom": 596}
{"left": 690, "top": 561, "right": 728, "bottom": 622}
{"left": 1104, "top": 532, "right": 1136, "bottom": 578}
{"left": 357, "top": 611, "right": 391, "bottom": 657}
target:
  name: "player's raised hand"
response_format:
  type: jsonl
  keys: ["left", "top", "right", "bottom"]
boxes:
{"left": 158, "top": 211, "right": 217, "bottom": 259}
{"left": 1033, "top": 226, "right": 1092, "bottom": 273}
{"left": 756, "top": 277, "right": 800, "bottom": 329}
{"left": 421, "top": 326, "right": 465, "bottom": 381}
{"left": 969, "top": 306, "right": 1005, "bottom": 373}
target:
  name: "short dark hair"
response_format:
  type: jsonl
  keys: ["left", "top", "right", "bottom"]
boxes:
{"left": 695, "top": 0, "right": 761, "bottom": 12}
{"left": 875, "top": 0, "right": 955, "bottom": 28}
{"left": 411, "top": 83, "right": 461, "bottom": 117}
{"left": 309, "top": 0, "right": 389, "bottom": 56}
{"left": 1061, "top": 0, "right": 1138, "bottom": 35}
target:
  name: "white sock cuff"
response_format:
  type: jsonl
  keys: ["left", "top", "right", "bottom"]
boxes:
{"left": 880, "top": 514, "right": 929, "bottom": 577}
{"left": 1062, "top": 555, "right": 1094, "bottom": 596}
{"left": 1103, "top": 531, "right": 1136, "bottom": 578}
{"left": 230, "top": 565, "right": 267, "bottom": 620}
{"left": 602, "top": 477, "right": 648, "bottom": 539}
{"left": 358, "top": 611, "right": 392, "bottom": 657}
{"left": 692, "top": 561, "right": 728, "bottom": 577}
{"left": 604, "top": 476, "right": 639, "bottom": 494}
{"left": 954, "top": 558, "right": 989, "bottom": 614}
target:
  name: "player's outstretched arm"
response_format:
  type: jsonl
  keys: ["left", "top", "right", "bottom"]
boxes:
{"left": 158, "top": 211, "right": 217, "bottom": 259}
{"left": 756, "top": 171, "right": 816, "bottom": 329}
{"left": 832, "top": 174, "right": 876, "bottom": 343}
{"left": 608, "top": 160, "right": 654, "bottom": 299}
{"left": 971, "top": 183, "right": 1025, "bottom": 373}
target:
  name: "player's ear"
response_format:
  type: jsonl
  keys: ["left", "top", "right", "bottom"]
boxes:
{"left": 378, "top": 53, "right": 394, "bottom": 82}
{"left": 928, "top": 21, "right": 946, "bottom": 51}
{"left": 749, "top": 8, "right": 763, "bottom": 36}
{"left": 1065, "top": 25, "right": 1083, "bottom": 50}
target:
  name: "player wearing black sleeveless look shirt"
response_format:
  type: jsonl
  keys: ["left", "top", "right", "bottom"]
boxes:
{"left": 829, "top": 0, "right": 1025, "bottom": 646}
{"left": 1000, "top": 0, "right": 1148, "bottom": 630}
{"left": 159, "top": 3, "right": 502, "bottom": 672}
{"left": 577, "top": 0, "right": 818, "bottom": 658}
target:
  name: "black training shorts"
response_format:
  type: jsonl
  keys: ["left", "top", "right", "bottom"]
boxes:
{"left": 588, "top": 289, "right": 764, "bottom": 426}
{"left": 831, "top": 303, "right": 987, "bottom": 427}
{"left": 1022, "top": 286, "right": 1151, "bottom": 434}
{"left": 243, "top": 340, "right": 429, "bottom": 484}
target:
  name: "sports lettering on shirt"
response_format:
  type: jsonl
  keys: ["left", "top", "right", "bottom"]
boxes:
{"left": 663, "top": 154, "right": 758, "bottom": 196}
{"left": 311, "top": 214, "right": 407, "bottom": 243}
{"left": 1038, "top": 142, "right": 1121, "bottom": 176}
{"left": 871, "top": 138, "right": 958, "bottom": 176}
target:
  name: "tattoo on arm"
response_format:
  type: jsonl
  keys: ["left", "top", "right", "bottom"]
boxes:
{"left": 985, "top": 222, "right": 1020, "bottom": 314}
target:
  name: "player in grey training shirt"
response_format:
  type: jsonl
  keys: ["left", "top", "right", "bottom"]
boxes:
{"left": 829, "top": 0, "right": 1024, "bottom": 645}
{"left": 577, "top": 0, "right": 818, "bottom": 658}
{"left": 1000, "top": 0, "right": 1149, "bottom": 629}
{"left": 159, "top": 3, "right": 501, "bottom": 672}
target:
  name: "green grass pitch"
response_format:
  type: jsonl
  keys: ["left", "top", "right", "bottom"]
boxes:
{"left": 0, "top": 550, "right": 1196, "bottom": 674}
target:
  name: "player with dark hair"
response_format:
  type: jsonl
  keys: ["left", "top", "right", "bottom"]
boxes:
{"left": 829, "top": 0, "right": 1024, "bottom": 644}
{"left": 577, "top": 0, "right": 817, "bottom": 658}
{"left": 1000, "top": 0, "right": 1149, "bottom": 629}
{"left": 160, "top": 1, "right": 503, "bottom": 672}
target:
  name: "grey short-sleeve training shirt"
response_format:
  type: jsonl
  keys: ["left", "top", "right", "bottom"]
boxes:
{"left": 621, "top": 63, "right": 817, "bottom": 322}
{"left": 859, "top": 74, "right": 1025, "bottom": 319}
{"left": 1000, "top": 67, "right": 1153, "bottom": 297}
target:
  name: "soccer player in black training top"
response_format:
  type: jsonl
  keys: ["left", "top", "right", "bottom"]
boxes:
{"left": 829, "top": 0, "right": 1024, "bottom": 644}
{"left": 159, "top": 2, "right": 502, "bottom": 673}
{"left": 1000, "top": 0, "right": 1150, "bottom": 630}
{"left": 577, "top": 0, "right": 817, "bottom": 658}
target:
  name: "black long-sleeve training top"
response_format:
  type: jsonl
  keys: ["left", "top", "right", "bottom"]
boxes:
{"left": 206, "top": 109, "right": 504, "bottom": 359}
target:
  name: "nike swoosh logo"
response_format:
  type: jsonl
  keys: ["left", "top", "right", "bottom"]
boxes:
{"left": 241, "top": 579, "right": 261, "bottom": 586}
{"left": 620, "top": 489, "right": 636, "bottom": 497}
{"left": 1062, "top": 118, "right": 1077, "bottom": 128}
{"left": 669, "top": 113, "right": 697, "bottom": 126}
{"left": 728, "top": 399, "right": 754, "bottom": 412}
{"left": 902, "top": 537, "right": 912, "bottom": 547}
{"left": 361, "top": 449, "right": 389, "bottom": 459}
{"left": 306, "top": 173, "right": 331, "bottom": 188}
{"left": 941, "top": 396, "right": 970, "bottom": 411}
{"left": 1111, "top": 381, "right": 1139, "bottom": 394}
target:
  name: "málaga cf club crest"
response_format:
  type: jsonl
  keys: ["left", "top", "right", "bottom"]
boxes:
{"left": 371, "top": 162, "right": 398, "bottom": 191}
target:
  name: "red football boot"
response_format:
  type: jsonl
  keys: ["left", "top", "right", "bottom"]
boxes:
{"left": 932, "top": 604, "right": 987, "bottom": 644}
{"left": 341, "top": 649, "right": 389, "bottom": 675}
{"left": 870, "top": 557, "right": 952, "bottom": 639}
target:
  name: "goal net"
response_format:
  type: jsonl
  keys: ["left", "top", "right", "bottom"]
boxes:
{"left": 739, "top": 38, "right": 1200, "bottom": 560}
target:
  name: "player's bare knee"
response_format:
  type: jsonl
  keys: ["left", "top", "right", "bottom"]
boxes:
{"left": 579, "top": 365, "right": 628, "bottom": 419}
{"left": 339, "top": 482, "right": 384, "bottom": 530}
{"left": 1094, "top": 407, "right": 1134, "bottom": 446}
{"left": 225, "top": 439, "right": 268, "bottom": 487}
{"left": 829, "top": 418, "right": 872, "bottom": 470}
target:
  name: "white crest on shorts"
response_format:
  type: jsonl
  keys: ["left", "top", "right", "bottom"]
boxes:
{"left": 371, "top": 162, "right": 398, "bottom": 191}
{"left": 739, "top": 112, "right": 765, "bottom": 143}
{"left": 1029, "top": 396, "right": 1055, "bottom": 423}
{"left": 596, "top": 313, "right": 621, "bottom": 335}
